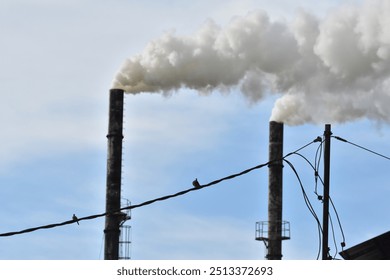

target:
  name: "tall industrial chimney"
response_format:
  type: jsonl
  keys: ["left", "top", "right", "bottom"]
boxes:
{"left": 267, "top": 121, "right": 284, "bottom": 260}
{"left": 104, "top": 88, "right": 124, "bottom": 260}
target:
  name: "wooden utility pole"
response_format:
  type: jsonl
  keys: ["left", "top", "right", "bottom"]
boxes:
{"left": 322, "top": 124, "right": 332, "bottom": 260}
{"left": 104, "top": 88, "right": 124, "bottom": 260}
{"left": 267, "top": 121, "right": 284, "bottom": 260}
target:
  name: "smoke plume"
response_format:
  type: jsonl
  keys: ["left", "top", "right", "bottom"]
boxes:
{"left": 112, "top": 0, "right": 390, "bottom": 125}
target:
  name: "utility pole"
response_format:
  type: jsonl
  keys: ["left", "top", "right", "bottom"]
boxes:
{"left": 267, "top": 121, "right": 284, "bottom": 260}
{"left": 322, "top": 124, "right": 332, "bottom": 260}
{"left": 104, "top": 88, "right": 124, "bottom": 260}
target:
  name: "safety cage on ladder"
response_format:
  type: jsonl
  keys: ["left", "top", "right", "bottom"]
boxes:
{"left": 255, "top": 221, "right": 291, "bottom": 243}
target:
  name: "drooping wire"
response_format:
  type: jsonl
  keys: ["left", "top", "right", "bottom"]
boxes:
{"left": 329, "top": 196, "right": 346, "bottom": 249}
{"left": 284, "top": 134, "right": 353, "bottom": 260}
{"left": 285, "top": 137, "right": 324, "bottom": 199}
{"left": 333, "top": 136, "right": 390, "bottom": 161}
{"left": 287, "top": 140, "right": 348, "bottom": 260}
{"left": 314, "top": 139, "right": 324, "bottom": 197}
{"left": 332, "top": 134, "right": 390, "bottom": 243}
{"left": 0, "top": 139, "right": 318, "bottom": 238}
{"left": 314, "top": 137, "right": 348, "bottom": 258}
{"left": 283, "top": 138, "right": 320, "bottom": 158}
{"left": 286, "top": 152, "right": 323, "bottom": 259}
{"left": 314, "top": 139, "right": 324, "bottom": 172}
{"left": 328, "top": 212, "right": 338, "bottom": 259}
{"left": 283, "top": 158, "right": 323, "bottom": 260}
{"left": 290, "top": 152, "right": 324, "bottom": 186}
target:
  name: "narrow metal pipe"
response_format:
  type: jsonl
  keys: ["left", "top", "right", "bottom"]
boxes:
{"left": 322, "top": 124, "right": 332, "bottom": 260}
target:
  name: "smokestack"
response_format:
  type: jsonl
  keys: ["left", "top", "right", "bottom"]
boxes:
{"left": 267, "top": 121, "right": 284, "bottom": 260}
{"left": 104, "top": 88, "right": 124, "bottom": 260}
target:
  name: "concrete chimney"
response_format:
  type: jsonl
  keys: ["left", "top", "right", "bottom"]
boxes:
{"left": 104, "top": 88, "right": 124, "bottom": 260}
{"left": 267, "top": 121, "right": 284, "bottom": 260}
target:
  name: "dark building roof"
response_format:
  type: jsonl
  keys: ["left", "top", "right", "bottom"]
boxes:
{"left": 340, "top": 231, "right": 390, "bottom": 260}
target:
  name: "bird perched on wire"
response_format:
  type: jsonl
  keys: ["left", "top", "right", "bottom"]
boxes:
{"left": 192, "top": 178, "right": 202, "bottom": 188}
{"left": 72, "top": 214, "right": 79, "bottom": 225}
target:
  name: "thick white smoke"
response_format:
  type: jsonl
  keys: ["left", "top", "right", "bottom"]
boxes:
{"left": 112, "top": 0, "right": 390, "bottom": 125}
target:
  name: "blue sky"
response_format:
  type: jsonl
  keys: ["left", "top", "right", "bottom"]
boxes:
{"left": 1, "top": 0, "right": 390, "bottom": 260}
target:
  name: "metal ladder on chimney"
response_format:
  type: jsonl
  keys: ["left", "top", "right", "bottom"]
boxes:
{"left": 119, "top": 198, "right": 132, "bottom": 260}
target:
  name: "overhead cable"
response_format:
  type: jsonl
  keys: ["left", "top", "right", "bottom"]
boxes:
{"left": 0, "top": 138, "right": 318, "bottom": 238}
{"left": 283, "top": 158, "right": 323, "bottom": 260}
{"left": 333, "top": 136, "right": 390, "bottom": 161}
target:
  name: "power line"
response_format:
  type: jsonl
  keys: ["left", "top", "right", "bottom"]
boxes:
{"left": 333, "top": 136, "right": 390, "bottom": 161}
{"left": 0, "top": 139, "right": 318, "bottom": 238}
{"left": 331, "top": 134, "right": 390, "bottom": 253}
{"left": 329, "top": 212, "right": 338, "bottom": 259}
{"left": 314, "top": 140, "right": 324, "bottom": 197}
{"left": 327, "top": 199, "right": 346, "bottom": 260}
{"left": 283, "top": 158, "right": 323, "bottom": 260}
{"left": 329, "top": 196, "right": 346, "bottom": 248}
{"left": 287, "top": 144, "right": 346, "bottom": 260}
